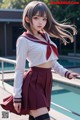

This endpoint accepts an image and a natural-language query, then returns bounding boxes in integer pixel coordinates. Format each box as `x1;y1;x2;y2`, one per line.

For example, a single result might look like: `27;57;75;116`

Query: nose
38;19;42;24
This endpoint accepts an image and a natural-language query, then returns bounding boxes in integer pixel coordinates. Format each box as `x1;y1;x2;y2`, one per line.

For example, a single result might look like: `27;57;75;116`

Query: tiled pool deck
0;67;80;120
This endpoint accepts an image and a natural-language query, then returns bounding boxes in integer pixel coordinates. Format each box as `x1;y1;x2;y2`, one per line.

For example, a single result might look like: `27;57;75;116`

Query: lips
37;26;42;28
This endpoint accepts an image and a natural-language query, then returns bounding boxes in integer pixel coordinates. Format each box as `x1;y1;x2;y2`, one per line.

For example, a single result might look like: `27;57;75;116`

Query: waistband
30;66;51;72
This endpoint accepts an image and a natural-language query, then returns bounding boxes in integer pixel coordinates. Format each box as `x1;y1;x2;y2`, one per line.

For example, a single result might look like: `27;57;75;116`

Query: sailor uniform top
13;32;69;101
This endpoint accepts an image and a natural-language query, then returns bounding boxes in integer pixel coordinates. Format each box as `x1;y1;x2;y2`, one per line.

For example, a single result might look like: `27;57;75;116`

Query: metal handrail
0;57;16;87
0;57;16;64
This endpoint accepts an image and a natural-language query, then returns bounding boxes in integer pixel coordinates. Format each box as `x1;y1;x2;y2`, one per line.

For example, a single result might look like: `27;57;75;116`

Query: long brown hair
23;1;77;45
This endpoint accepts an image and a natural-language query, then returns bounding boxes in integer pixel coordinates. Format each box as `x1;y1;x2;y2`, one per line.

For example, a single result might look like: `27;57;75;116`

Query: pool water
0;62;29;71
4;80;80;120
0;62;15;71
58;58;80;68
51;85;80;120
5;80;14;86
0;58;80;71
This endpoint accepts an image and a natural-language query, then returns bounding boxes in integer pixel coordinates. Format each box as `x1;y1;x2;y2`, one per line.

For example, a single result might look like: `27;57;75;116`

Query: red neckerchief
21;32;58;60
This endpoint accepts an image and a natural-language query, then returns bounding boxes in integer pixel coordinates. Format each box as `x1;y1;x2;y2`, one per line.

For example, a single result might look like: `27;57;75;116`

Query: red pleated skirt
0;67;52;115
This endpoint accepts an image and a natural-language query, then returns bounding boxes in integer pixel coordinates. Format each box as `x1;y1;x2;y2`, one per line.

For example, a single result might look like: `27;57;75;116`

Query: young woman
1;1;78;120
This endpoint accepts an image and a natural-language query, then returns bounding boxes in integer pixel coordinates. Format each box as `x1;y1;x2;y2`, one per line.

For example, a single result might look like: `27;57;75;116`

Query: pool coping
52;72;80;88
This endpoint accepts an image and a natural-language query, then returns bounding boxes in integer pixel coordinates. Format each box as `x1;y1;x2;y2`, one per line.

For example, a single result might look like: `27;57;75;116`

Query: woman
1;1;78;120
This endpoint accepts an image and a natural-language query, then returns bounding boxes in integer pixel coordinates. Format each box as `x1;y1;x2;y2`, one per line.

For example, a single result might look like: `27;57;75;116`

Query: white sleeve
13;37;28;99
52;60;68;77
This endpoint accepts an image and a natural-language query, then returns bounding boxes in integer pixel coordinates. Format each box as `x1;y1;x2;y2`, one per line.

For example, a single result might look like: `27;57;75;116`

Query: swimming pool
4;80;80;120
58;58;80;68
0;57;80;71
0;62;28;72
51;82;80;120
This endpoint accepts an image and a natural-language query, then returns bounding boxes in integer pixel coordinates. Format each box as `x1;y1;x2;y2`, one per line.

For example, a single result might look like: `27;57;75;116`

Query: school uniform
0;32;68;115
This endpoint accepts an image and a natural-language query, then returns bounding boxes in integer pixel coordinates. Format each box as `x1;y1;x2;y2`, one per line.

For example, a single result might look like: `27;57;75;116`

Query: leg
30;107;50;120
35;113;50;120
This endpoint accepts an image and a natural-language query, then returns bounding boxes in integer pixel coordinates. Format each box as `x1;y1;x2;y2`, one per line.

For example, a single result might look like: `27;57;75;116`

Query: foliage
0;0;80;35
0;0;32;9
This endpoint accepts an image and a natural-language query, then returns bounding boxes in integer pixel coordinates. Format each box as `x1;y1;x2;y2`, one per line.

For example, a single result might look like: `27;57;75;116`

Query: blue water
0;62;29;71
0;62;14;71
5;80;14;86
0;58;80;71
51;85;80;120
58;58;80;68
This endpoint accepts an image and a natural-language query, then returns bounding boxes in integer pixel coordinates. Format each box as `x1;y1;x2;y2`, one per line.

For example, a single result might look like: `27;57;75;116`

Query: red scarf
21;32;58;60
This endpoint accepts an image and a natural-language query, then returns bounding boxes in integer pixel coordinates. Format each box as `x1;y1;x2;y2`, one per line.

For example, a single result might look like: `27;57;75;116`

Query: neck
27;30;41;36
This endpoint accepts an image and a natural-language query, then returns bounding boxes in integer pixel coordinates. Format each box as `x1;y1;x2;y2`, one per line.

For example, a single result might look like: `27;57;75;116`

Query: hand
13;102;21;113
68;72;79;79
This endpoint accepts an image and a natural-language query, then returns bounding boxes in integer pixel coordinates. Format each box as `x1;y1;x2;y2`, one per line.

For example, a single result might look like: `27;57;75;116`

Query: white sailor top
13;32;68;99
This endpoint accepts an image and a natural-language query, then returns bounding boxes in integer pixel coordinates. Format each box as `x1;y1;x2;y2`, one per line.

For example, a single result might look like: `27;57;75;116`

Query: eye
33;16;38;19
43;18;47;21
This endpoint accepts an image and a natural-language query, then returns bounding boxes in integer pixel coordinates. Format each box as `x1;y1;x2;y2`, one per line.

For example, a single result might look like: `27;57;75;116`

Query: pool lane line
51;102;80;117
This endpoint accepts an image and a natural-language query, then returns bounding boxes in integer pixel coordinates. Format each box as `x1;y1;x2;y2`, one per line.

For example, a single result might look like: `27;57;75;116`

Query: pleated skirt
0;67;52;115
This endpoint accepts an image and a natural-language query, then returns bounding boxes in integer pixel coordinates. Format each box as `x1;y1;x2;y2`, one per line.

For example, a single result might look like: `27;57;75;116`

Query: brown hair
22;1;77;45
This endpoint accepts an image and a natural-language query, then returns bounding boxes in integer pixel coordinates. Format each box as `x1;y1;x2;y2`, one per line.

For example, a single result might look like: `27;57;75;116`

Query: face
31;12;47;33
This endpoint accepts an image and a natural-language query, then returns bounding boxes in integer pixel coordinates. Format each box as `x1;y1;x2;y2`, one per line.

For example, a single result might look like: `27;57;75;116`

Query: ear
25;17;30;23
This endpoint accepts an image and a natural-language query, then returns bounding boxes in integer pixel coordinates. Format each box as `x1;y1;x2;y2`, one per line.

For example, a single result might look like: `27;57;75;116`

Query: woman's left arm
52;60;78;79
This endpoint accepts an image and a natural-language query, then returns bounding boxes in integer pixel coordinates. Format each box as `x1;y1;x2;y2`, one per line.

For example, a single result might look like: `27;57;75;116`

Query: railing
0;57;80;118
0;57;16;87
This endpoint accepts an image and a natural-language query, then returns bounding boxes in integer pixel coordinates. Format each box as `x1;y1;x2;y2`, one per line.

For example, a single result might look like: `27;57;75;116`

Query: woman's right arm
13;37;28;103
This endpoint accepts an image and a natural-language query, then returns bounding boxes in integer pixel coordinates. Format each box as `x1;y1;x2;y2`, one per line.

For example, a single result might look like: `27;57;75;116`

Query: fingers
18;103;21;113
72;73;79;78
69;72;79;79
13;103;21;113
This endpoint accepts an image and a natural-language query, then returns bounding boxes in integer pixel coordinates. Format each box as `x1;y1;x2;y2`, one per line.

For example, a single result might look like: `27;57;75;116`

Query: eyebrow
34;15;47;18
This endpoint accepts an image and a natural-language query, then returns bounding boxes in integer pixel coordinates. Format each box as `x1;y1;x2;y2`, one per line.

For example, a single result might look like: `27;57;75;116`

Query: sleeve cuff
65;71;71;79
13;98;22;103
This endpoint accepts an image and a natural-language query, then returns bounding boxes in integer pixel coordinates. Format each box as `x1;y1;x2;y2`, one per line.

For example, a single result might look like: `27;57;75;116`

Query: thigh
30;107;48;118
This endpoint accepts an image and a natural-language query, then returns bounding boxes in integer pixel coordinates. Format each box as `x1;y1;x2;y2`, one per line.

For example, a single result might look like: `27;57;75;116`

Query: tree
0;0;32;9
0;0;80;36
0;0;50;9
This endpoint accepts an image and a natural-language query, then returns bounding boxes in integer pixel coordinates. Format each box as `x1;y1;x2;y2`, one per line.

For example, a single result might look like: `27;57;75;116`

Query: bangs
32;4;47;17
